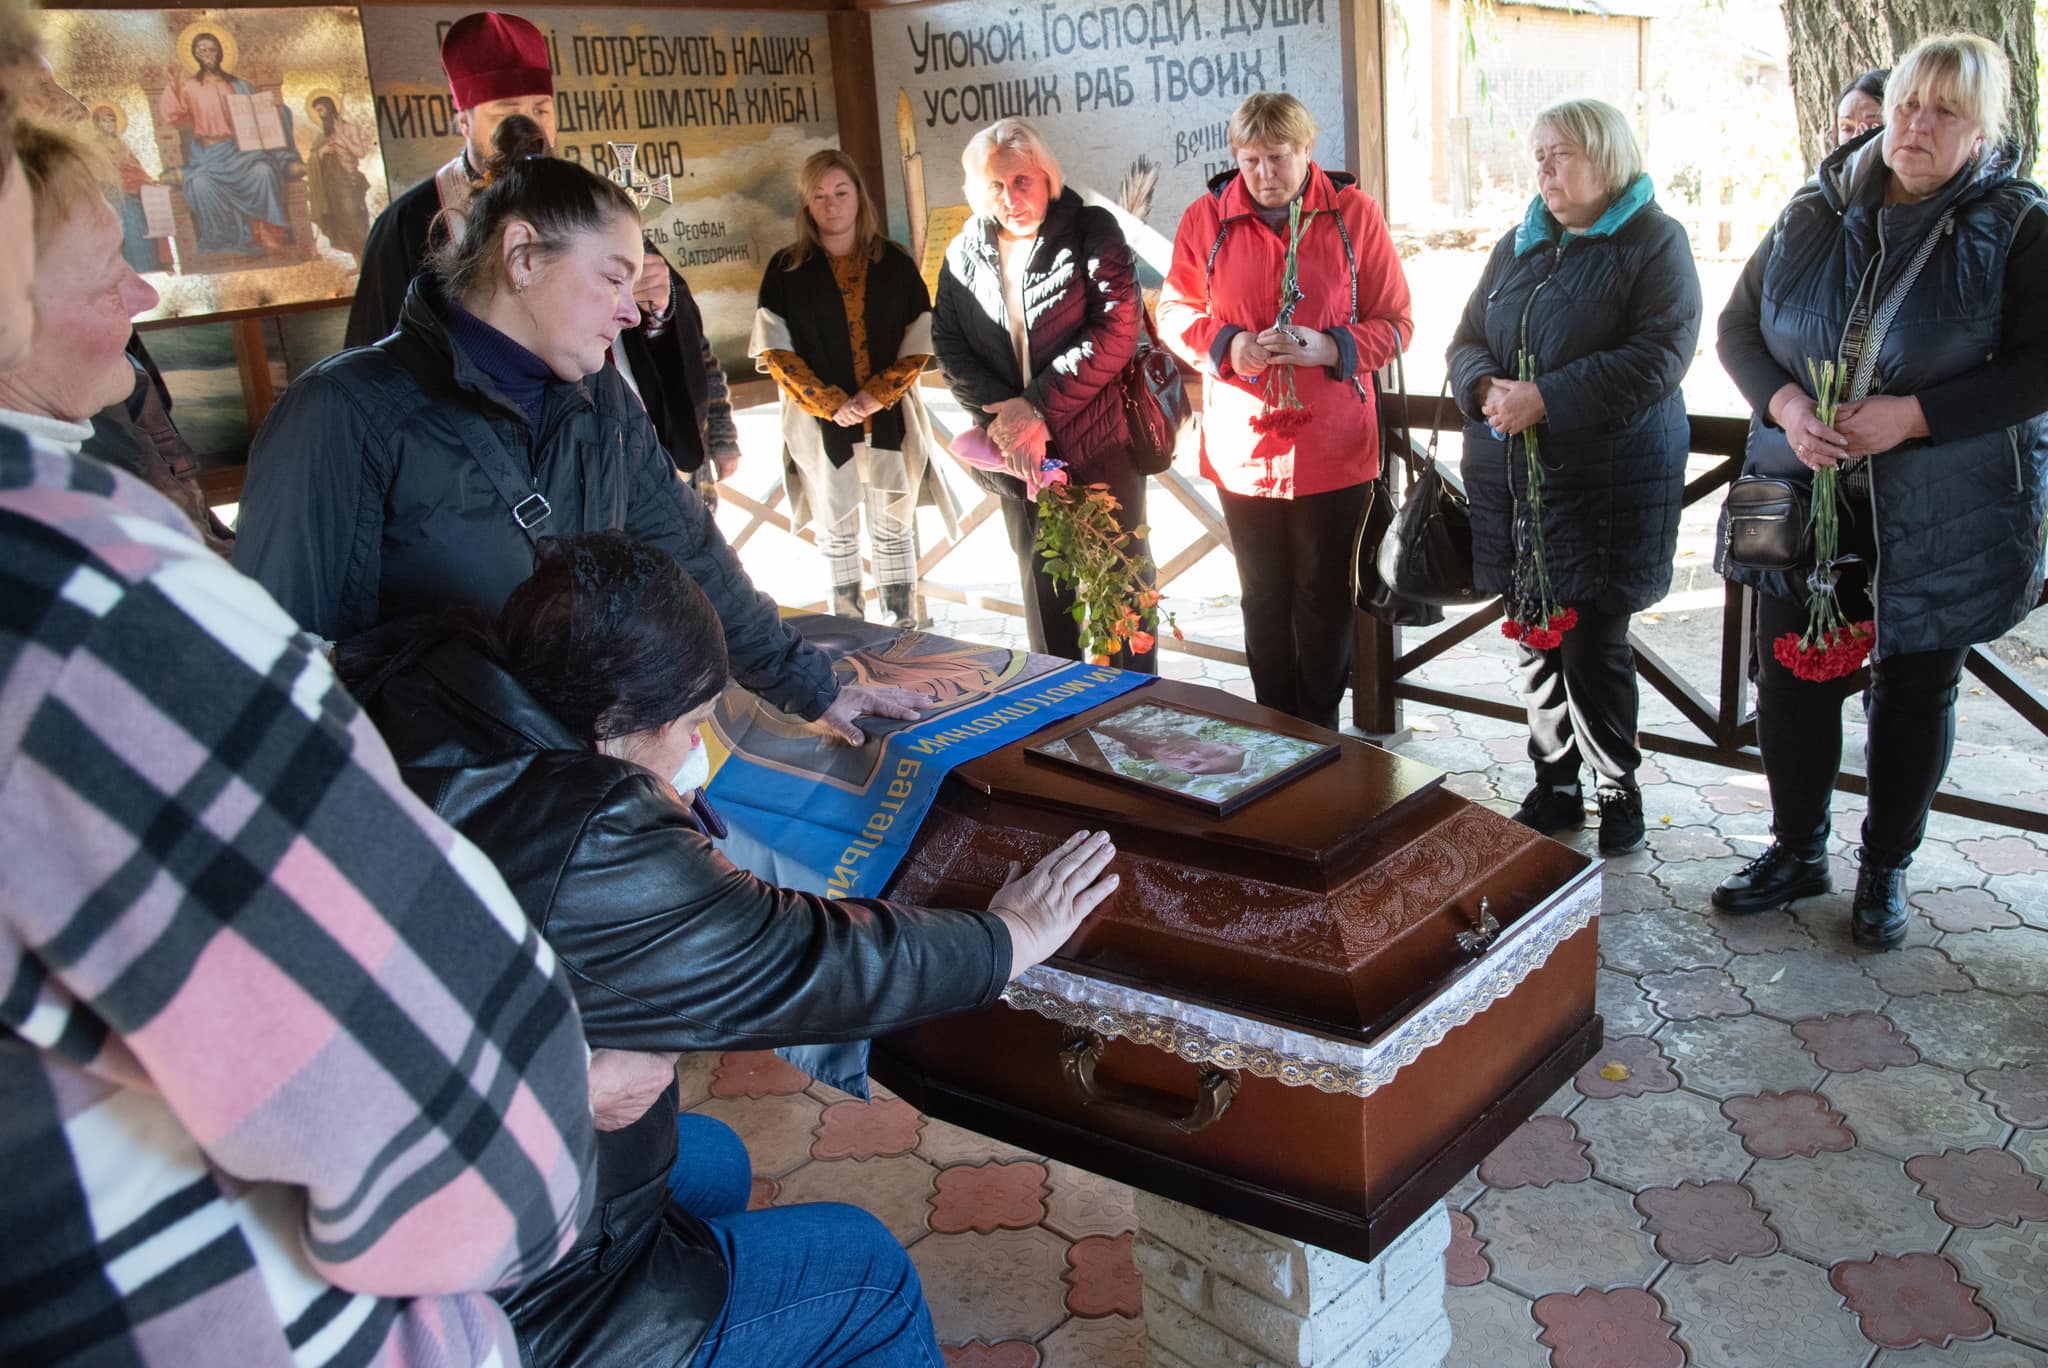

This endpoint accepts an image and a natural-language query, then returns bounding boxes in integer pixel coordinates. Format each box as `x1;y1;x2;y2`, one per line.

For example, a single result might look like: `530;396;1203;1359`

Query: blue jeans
670;1115;942;1367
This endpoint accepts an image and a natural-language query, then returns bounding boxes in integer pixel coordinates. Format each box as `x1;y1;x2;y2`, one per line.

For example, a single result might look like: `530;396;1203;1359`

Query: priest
346;10;739;494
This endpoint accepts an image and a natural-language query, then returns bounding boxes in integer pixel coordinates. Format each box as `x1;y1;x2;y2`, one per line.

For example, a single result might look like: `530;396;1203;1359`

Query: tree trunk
1779;0;2037;176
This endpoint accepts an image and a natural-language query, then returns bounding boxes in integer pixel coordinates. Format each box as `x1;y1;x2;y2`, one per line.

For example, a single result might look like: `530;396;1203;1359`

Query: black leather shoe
1597;789;1645;856
1512;785;1586;836
1851;853;1911;949
1711;839;1831;915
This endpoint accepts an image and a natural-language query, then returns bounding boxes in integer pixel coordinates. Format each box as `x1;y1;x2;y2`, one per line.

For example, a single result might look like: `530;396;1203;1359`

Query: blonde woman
931;118;1151;670
752;149;953;626
1715;34;2048;945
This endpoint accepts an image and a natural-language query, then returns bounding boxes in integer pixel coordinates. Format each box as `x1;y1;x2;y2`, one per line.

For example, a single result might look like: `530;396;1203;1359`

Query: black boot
1596;787;1645;856
1711;833;1831;915
1850;851;1911;949
1512;783;1585;836
832;582;865;621
879;583;918;630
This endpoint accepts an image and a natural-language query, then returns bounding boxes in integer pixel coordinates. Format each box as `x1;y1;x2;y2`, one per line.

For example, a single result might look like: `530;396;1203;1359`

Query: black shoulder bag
1122;301;1195;477
1374;373;1485;606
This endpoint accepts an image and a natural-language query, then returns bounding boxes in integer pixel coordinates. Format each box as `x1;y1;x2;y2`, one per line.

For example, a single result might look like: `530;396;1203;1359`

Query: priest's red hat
441;12;551;110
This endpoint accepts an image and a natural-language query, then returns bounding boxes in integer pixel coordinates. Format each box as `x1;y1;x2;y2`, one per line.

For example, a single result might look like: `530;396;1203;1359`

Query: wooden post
232;317;276;432
1340;0;1392;209
829;11;886;222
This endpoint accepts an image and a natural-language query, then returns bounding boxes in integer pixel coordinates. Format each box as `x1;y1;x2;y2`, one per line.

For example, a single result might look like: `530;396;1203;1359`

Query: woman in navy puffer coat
1448;97;1701;858
1712;34;2048;949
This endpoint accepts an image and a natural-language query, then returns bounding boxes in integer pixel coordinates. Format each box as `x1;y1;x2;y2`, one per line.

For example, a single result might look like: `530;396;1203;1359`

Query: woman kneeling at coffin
340;529;1120;1368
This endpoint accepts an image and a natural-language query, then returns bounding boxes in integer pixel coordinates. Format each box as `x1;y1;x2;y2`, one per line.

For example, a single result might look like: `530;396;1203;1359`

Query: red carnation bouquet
1773;358;1875;682
1249;198;1312;439
1500;350;1577;649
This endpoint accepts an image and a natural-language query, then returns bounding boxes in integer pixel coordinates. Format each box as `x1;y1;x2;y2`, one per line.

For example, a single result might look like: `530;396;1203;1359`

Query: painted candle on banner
871;0;1347;283
359;6;838;366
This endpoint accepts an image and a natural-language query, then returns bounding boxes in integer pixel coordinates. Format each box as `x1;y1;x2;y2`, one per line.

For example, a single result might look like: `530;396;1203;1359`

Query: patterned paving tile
916;1115;1039;1168
1906;1149;2048;1230
813;1096;924;1161
1887;993;2048;1071
1036;1313;1141;1367
772;1153;938;1245
1714;909;1820;955
691;1092;826;1179
710;1049;813;1098
930;1160;1050;1235
1869;946;1979;997
1795;1010;1922;1072
1913;887;2023;934
1597;969;1662;1036
1532;1287;1685;1367
1873;1336;2048;1365
675;1051;718;1110
1728;947;1889;1020
1659;1252;1875;1364
1635;1178;1780;1264
1575;1088;1753;1190
1966;1065;2048;1129
1640;966;1752;1021
1063;1232;1141;1318
1597;909;1732;976
1040;1161;1135;1241
1699;780;1770;815
1603;870;1675;917
1956;835;2048;877
941;1340;1040;1368
1478;1114;1592;1189
1745;1149;1951;1265
1940;928;2048;998
748;1175;777;1210
1661;1011;1828;1099
1470;1181;1663;1297
1574;1034;1680;1100
1824;1064;2012;1160
1833;1252;1996;1351
1445;1207;1490;1285
1946;1217;2048;1346
1723;1090;1856;1160
1789;888;1943;953
911;1228;1075;1343
1444;1279;1549;1367
2014;1127;2048;1177
1647;823;1735;863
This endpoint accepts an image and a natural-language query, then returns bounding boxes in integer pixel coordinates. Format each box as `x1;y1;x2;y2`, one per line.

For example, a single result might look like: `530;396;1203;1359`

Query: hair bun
482;113;551;183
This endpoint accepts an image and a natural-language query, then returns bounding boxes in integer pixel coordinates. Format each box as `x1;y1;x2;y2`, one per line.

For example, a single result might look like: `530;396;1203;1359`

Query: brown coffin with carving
873;679;1600;1261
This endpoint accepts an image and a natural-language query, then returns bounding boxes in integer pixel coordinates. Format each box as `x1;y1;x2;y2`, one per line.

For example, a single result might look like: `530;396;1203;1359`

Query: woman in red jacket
1159;92;1412;730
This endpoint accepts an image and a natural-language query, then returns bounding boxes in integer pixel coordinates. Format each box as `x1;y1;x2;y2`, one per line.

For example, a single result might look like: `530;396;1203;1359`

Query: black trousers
999;460;1158;674
1518;600;1641;794
1217;483;1370;731
1753;588;1967;863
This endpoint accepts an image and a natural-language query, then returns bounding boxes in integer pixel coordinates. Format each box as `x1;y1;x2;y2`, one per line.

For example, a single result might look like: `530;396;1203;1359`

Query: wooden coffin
873;679;1601;1261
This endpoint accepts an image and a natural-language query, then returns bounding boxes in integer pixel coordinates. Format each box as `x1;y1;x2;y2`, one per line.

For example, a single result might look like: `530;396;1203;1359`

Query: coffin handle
1059;1029;1240;1138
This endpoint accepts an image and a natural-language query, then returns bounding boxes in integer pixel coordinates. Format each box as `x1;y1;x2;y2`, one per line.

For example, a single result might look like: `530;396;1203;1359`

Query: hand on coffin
817;683;932;745
988;830;1120;979
587;1048;681;1131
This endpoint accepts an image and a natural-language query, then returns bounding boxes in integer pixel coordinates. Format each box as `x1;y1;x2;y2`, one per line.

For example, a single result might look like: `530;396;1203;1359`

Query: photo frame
1023;696;1339;816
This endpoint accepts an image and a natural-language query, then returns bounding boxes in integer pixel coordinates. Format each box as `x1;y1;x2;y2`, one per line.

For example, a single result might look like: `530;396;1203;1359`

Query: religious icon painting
35;7;386;318
1025;698;1340;816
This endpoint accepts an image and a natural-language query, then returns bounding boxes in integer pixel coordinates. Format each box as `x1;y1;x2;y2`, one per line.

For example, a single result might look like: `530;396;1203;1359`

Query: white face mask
671;728;711;796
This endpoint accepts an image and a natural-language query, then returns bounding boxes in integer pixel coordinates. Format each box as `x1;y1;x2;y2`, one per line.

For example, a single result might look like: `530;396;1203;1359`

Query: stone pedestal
1133;1195;1451;1368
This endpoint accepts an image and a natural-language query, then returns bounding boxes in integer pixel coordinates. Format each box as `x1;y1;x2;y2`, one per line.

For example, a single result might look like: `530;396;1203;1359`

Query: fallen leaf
1660;815;1673;824
1598;1062;1631;1082
1766;968;1786;984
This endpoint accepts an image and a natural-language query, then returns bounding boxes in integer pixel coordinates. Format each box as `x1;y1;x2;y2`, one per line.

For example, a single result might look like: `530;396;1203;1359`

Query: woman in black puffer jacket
932;117;1151;670
1448;96;1701;858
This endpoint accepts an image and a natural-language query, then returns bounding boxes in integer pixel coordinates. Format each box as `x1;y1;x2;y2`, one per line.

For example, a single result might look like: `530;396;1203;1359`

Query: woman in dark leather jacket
932;117;1152;671
344;531;1119;1368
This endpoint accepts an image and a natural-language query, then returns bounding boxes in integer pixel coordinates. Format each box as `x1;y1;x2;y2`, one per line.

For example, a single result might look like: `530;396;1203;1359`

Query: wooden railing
1354;391;2048;836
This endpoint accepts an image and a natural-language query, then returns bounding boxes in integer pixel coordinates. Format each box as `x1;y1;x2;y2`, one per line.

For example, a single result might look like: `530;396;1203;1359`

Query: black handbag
1374;379;1486;606
1122;306;1195;477
1721;475;1810;572
1354;356;1446;625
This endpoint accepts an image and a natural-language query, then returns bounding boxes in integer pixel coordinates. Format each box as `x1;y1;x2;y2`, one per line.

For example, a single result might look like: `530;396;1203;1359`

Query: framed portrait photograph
1024;697;1339;816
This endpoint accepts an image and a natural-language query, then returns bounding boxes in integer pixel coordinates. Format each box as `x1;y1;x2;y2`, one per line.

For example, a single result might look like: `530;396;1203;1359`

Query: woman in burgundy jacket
1159;92;1413;730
